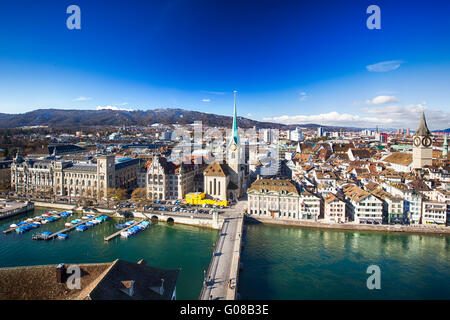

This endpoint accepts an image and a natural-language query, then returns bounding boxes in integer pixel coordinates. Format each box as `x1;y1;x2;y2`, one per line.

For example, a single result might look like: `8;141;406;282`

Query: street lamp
203;269;206;286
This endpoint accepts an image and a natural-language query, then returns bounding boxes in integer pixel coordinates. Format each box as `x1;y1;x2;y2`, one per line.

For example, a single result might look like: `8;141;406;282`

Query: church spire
231;90;239;146
415;112;431;136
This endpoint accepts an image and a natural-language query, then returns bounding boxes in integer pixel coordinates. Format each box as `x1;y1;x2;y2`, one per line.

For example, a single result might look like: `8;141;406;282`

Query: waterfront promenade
247;215;450;235
0;201;34;220
200;200;246;300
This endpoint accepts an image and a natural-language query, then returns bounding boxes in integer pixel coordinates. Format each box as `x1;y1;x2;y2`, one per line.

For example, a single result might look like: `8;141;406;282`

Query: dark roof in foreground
88;259;179;300
0;259;179;300
0;262;111;300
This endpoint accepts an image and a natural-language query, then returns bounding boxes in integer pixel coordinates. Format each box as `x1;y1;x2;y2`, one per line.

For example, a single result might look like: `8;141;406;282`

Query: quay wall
30;199;225;230
34;202;77;210
247;216;450;235
0;202;34;220
132;211;223;230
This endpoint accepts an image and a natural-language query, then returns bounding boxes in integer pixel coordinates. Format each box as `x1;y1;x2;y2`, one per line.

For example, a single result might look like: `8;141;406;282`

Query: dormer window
119;280;135;297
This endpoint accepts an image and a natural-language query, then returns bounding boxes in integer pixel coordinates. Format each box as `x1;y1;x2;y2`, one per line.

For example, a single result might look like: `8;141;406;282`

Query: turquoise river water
238;223;450;299
1;208;450;299
0;207;218;299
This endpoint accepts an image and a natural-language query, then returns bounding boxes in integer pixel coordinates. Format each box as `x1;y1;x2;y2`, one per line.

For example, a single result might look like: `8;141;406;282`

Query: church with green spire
203;91;249;202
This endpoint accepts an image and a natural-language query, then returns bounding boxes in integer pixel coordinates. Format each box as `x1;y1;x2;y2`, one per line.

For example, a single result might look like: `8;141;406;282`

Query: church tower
412;112;433;169
227;90;240;172
226;90;246;200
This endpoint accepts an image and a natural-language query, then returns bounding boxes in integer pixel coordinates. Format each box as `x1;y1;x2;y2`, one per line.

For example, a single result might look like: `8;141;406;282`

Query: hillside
0;108;342;130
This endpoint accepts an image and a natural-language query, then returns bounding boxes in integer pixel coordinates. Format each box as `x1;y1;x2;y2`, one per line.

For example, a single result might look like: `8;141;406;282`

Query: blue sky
0;0;449;129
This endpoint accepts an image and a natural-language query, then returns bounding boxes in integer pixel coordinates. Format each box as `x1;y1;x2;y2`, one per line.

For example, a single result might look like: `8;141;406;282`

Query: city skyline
0;0;449;129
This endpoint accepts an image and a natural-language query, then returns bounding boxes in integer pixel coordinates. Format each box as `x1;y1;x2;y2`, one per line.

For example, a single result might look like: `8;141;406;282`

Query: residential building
343;184;384;224
247;178;321;221
422;201;447;225
323;193;346;223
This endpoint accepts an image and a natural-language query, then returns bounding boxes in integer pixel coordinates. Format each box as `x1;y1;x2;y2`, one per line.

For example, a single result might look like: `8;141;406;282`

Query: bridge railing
198;218;227;300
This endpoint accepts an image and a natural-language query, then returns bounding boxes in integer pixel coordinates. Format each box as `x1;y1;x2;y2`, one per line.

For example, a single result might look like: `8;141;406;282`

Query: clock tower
226;90;248;200
412;112;433;169
227;90;240;172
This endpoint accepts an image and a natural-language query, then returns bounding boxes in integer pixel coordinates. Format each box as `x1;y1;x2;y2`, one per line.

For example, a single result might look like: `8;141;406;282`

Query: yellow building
185;192;227;207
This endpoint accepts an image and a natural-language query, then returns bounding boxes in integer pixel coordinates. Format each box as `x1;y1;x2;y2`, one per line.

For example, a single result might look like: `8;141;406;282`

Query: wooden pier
3;210;60;234
32;214;107;240
104;219;145;242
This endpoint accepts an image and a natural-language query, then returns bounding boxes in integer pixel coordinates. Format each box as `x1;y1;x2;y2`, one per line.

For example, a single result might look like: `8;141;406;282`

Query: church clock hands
413;137;421;147
422;137;432;147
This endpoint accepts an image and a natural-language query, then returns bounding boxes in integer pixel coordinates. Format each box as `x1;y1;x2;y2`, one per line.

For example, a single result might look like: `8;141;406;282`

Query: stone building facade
11;152;139;199
146;155;204;200
247;178;321;221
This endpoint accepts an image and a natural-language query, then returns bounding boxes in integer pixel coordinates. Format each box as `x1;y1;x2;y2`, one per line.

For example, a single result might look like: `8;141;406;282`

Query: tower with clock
226;90;247;200
203;91;249;203
412;112;433;169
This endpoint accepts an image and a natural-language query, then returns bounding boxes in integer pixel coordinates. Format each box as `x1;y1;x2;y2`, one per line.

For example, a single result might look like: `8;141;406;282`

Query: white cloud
366;60;403;72
365;95;399;105
247;113;253;117
96;105;133;112
263;104;450;129
201;90;226;95
74;96;92;101
201;98;211;102
299;92;308;102
362;104;450;128
263;112;384;127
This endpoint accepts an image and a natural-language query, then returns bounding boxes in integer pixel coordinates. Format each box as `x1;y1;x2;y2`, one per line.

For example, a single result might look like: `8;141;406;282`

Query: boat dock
103;219;145;242
32;214;108;240
32;220;85;240
3;209;70;234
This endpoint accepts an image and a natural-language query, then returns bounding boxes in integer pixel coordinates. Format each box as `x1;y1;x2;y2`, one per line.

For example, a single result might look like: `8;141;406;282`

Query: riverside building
247;178;321;221
11;152;139;199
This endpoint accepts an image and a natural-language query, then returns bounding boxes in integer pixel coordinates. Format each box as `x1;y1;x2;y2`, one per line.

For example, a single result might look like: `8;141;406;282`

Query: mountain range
3;108;446;133
0;108;339;131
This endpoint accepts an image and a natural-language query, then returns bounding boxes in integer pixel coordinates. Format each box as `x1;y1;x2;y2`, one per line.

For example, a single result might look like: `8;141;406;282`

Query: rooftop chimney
56;263;66;283
150;278;165;296
137;259;147;266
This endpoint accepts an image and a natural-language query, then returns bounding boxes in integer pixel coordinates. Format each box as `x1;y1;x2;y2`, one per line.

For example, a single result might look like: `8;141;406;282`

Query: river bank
246;215;450;235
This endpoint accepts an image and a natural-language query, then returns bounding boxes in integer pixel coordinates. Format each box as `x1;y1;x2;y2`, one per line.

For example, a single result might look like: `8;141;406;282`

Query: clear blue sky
0;0;449;129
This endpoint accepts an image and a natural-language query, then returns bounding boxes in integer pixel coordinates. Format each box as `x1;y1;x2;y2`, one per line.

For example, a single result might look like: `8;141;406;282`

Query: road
200;199;246;300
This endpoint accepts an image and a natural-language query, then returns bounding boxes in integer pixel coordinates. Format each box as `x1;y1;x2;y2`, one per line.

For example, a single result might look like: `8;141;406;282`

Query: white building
323;193;346;223
422;201;447;225
317;127;324;137
343;184;383;224
290;127;303;142
247;178;321;221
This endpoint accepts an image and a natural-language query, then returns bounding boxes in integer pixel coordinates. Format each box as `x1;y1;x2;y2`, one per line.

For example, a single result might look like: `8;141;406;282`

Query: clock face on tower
422;137;432;147
413;137;421;147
